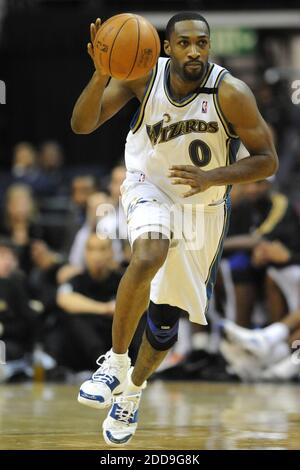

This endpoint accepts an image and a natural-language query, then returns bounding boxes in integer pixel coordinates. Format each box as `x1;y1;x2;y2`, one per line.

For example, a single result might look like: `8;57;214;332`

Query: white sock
125;374;143;394
262;323;289;347
111;350;129;363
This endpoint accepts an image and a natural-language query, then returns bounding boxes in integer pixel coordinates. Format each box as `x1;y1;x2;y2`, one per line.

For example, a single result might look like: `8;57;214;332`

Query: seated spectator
56;234;121;372
11;142;40;188
221;312;300;382
30;240;66;311
97;164;129;265
61;174;99;255
67;166;129;274
0;184;44;274
11;141;68;198
70;174;98;227
68;191;110;270
0;238;36;382
223;178;300;327
35;140;66;196
39;141;64;174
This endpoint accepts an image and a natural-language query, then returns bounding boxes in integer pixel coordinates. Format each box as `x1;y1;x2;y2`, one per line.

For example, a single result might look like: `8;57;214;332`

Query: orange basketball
93;13;160;80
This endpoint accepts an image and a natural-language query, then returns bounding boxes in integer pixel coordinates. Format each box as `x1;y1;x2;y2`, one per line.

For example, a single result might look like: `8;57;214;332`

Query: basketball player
71;12;278;446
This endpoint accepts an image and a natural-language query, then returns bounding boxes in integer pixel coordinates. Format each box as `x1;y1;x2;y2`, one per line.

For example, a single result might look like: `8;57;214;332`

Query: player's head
164;12;211;82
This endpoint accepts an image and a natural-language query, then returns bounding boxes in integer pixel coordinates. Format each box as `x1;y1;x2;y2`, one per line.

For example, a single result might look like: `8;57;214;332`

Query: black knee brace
145;301;182;351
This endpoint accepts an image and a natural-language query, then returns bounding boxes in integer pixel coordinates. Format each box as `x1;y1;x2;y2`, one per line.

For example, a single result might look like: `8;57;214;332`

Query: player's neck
169;62;208;100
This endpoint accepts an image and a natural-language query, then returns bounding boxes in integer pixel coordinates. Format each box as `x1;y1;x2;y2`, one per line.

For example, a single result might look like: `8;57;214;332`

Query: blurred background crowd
0;0;300;385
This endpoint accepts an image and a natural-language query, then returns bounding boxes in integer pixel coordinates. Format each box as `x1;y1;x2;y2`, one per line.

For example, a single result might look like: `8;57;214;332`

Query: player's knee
145;302;182;351
131;238;169;276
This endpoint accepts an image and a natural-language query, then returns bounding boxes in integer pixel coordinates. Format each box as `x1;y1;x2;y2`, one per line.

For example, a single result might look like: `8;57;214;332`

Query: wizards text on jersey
146;119;219;146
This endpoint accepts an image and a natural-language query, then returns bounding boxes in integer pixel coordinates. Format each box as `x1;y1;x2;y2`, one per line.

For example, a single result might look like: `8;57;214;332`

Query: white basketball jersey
125;57;241;206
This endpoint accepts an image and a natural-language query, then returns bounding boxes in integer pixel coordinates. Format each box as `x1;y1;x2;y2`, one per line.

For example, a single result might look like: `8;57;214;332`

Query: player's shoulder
219;73;255;105
218;72;260;125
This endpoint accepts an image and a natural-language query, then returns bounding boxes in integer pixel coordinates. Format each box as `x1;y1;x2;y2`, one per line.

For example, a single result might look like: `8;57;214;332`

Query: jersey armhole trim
130;63;158;134
213;70;239;140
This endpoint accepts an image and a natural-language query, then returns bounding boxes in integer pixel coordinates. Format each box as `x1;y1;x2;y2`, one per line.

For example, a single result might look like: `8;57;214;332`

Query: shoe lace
114;395;139;425
92;351;119;384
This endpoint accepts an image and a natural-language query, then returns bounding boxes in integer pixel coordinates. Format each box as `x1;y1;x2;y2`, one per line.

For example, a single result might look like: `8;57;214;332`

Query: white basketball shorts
120;171;230;324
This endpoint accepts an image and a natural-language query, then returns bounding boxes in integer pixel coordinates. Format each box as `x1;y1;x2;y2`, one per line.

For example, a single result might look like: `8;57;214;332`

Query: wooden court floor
0;381;299;450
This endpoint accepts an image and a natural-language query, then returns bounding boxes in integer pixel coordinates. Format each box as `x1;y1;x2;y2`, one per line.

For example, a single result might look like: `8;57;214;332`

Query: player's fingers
90;22;96;42
169;170;195;179
171;178;195;186
170;165;187;170
170;173;199;186
170;165;196;173
95;18;101;31
87;42;94;58
183;188;201;197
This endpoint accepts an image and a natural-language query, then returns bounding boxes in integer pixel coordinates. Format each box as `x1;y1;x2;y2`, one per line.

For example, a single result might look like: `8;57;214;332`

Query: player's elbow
267;152;279;176
71;117;93;134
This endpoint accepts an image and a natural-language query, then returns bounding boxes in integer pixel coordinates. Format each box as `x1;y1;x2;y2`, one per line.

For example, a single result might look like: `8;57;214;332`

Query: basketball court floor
0;381;299;450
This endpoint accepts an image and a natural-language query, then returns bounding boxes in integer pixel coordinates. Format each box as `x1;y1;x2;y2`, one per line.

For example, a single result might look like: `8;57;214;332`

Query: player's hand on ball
87;18;107;76
168;165;213;197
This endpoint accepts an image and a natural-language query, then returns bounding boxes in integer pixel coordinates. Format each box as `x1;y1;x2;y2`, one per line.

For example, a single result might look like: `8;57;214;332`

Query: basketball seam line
94;14;128;56
126;17;140;80
109;17;135;77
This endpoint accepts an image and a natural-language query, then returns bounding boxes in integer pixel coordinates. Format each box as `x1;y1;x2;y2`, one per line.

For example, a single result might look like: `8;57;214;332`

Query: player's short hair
166;12;210;39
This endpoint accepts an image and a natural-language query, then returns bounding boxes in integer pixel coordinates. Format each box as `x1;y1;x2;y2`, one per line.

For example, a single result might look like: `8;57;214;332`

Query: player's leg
103;201;231;445
112;235;170;353
131;301;182;383
103;302;181;445
78;235;169;409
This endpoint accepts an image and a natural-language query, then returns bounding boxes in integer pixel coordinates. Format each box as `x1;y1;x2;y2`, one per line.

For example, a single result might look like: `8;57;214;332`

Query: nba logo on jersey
201;100;208;113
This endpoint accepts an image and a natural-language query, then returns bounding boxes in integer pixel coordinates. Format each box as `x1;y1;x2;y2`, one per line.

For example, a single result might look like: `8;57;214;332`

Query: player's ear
164;40;171;56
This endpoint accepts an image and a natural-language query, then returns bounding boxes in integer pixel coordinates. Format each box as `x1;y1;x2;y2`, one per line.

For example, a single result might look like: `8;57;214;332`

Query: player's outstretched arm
71;18;135;134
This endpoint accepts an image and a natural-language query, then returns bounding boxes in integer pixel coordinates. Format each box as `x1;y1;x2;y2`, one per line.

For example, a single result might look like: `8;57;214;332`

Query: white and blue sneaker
78;349;131;409
103;391;142;446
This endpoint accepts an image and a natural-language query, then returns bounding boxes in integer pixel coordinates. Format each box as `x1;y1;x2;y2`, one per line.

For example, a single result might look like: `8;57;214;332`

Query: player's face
164;20;210;82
